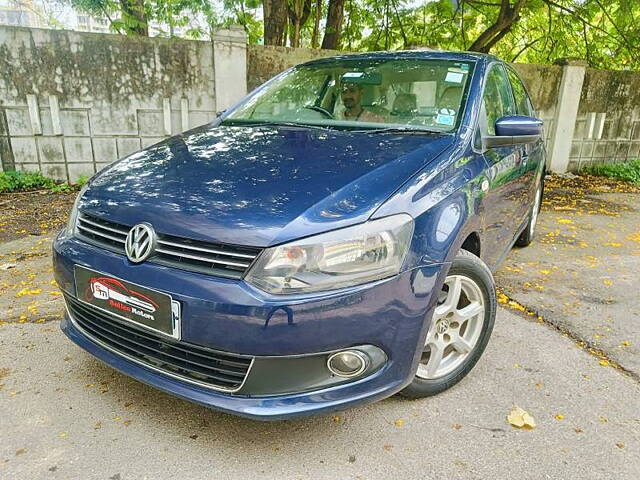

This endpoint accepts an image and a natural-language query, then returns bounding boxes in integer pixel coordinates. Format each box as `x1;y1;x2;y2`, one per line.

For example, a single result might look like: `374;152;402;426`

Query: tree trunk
264;0;288;46
287;0;312;48
321;0;345;50
311;0;322;48
119;0;148;36
467;0;528;53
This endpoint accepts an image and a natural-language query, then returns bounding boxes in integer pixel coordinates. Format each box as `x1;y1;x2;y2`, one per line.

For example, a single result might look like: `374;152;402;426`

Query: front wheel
401;249;496;399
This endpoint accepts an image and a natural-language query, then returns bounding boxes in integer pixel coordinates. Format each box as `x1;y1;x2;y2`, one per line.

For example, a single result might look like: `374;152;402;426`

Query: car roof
301;50;498;68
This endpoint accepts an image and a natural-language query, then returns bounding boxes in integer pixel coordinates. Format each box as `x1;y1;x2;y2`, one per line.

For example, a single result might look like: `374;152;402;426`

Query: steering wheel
304;105;334;119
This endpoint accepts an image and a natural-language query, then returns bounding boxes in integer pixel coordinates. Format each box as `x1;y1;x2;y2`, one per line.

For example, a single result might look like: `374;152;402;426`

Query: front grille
65;294;253;391
76;212;262;279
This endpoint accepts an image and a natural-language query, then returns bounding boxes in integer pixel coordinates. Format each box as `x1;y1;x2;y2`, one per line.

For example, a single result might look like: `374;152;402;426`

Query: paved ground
495;175;640;376
1;176;639;479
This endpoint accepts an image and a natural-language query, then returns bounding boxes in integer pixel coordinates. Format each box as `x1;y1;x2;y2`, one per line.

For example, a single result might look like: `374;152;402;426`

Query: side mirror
483;115;543;148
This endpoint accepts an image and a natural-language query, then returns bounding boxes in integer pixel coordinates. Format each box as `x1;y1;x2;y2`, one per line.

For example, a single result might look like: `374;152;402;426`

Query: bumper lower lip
61;315;402;420
64;292;388;397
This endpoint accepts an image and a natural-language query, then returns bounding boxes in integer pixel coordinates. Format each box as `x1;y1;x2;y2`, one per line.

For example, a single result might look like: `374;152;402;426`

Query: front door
479;64;528;267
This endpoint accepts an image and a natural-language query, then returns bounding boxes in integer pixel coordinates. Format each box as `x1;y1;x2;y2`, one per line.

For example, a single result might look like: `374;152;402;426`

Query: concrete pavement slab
1;308;638;480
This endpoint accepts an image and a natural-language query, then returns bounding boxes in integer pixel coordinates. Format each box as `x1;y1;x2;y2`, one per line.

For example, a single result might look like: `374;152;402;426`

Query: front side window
482;65;516;135
507;68;533;116
224;58;476;132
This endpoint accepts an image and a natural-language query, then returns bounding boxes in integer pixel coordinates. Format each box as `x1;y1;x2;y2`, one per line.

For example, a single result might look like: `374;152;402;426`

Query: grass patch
0;170;87;194
583;159;640;185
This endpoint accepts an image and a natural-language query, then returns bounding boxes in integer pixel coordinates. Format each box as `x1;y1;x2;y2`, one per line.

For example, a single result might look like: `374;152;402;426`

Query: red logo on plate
88;277;159;316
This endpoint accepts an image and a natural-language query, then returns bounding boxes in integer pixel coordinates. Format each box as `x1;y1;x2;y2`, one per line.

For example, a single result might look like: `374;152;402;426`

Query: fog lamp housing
327;350;369;378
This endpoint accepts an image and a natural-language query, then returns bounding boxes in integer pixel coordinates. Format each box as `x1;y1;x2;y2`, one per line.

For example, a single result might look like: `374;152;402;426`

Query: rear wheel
401;249;496;399
515;182;543;247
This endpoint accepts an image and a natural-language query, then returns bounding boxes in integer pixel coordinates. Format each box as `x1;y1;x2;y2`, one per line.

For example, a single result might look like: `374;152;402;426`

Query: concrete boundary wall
0;26;246;182
1;25;638;178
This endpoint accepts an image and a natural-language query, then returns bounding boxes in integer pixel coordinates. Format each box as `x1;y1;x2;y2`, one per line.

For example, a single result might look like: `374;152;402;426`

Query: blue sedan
53;51;545;420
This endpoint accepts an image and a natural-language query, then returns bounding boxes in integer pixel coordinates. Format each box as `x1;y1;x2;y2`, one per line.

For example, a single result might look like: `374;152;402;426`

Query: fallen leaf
383;444;393;451
554;414;565;420
452;424;462;430
394;419;405;427
574;428;583;433
616;443;625;449
507;407;536;430
599;359;611;367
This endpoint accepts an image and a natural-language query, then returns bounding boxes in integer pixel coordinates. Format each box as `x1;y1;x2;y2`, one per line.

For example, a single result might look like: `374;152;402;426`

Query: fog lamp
327;350;368;378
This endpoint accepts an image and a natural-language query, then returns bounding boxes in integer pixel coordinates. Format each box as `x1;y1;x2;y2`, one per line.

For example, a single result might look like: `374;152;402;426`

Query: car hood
83;124;454;247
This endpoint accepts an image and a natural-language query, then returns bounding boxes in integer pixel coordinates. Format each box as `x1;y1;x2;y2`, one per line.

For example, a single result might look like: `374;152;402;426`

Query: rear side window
482;65;516;135
507;68;533;116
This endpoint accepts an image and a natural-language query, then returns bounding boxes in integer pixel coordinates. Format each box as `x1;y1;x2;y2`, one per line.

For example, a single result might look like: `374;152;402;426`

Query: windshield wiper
221;119;333;131
355;126;450;135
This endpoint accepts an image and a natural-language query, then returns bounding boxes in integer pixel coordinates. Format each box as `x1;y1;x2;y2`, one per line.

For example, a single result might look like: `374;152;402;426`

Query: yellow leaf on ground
554;414;565;420
394;419;404;427
507;407;536;430
599;359;611;367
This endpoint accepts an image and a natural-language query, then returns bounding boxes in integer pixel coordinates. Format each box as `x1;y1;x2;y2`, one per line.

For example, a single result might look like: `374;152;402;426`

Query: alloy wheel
416;275;485;380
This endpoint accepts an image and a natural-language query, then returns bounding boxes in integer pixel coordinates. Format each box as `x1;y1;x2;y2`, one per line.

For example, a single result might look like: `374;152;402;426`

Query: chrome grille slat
78;216;129;236
77;224;126;244
76;213;262;279
156;238;256;259
65;295;253;391
154;247;251;268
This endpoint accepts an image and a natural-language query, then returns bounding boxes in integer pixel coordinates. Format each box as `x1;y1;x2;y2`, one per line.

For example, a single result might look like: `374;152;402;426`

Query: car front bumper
54;232;446;420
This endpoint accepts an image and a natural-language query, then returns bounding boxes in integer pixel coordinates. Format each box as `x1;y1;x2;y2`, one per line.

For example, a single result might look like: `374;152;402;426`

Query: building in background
0;0;42;28
75;13;110;34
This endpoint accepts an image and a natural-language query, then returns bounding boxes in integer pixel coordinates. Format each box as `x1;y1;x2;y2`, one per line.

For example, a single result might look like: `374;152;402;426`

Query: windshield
224;58;475;132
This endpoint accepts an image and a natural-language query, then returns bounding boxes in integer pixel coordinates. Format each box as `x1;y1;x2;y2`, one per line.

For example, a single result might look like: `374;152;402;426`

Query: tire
400;249;497;399
515;181;543;247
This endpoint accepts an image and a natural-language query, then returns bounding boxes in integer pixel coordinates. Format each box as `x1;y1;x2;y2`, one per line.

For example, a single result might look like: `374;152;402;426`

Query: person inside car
340;80;384;122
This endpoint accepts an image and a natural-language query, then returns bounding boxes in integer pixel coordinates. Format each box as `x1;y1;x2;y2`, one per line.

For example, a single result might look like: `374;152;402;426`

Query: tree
287;0;313;47
322;0;345;49
466;0;529;53
118;0;148;35
311;0;322;48
264;0;288;45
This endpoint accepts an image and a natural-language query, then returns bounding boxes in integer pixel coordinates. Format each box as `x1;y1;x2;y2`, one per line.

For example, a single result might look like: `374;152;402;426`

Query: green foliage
0;171;84;194
64;0;640;70
583;159;640;185
0;170;55;193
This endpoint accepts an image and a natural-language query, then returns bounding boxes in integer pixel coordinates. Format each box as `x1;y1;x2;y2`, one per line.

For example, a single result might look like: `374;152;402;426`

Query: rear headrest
392;93;417;115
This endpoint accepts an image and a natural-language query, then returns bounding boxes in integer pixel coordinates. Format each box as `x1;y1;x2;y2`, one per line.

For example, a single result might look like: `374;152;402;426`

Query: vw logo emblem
125;223;156;263
436;319;449;335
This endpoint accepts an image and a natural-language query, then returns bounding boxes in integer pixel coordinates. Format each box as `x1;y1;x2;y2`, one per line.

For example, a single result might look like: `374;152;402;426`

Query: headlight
245;214;414;294
62;185;87;239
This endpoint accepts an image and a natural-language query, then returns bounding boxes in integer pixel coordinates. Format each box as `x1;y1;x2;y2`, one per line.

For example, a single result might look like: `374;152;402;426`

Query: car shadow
79;352;404;447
